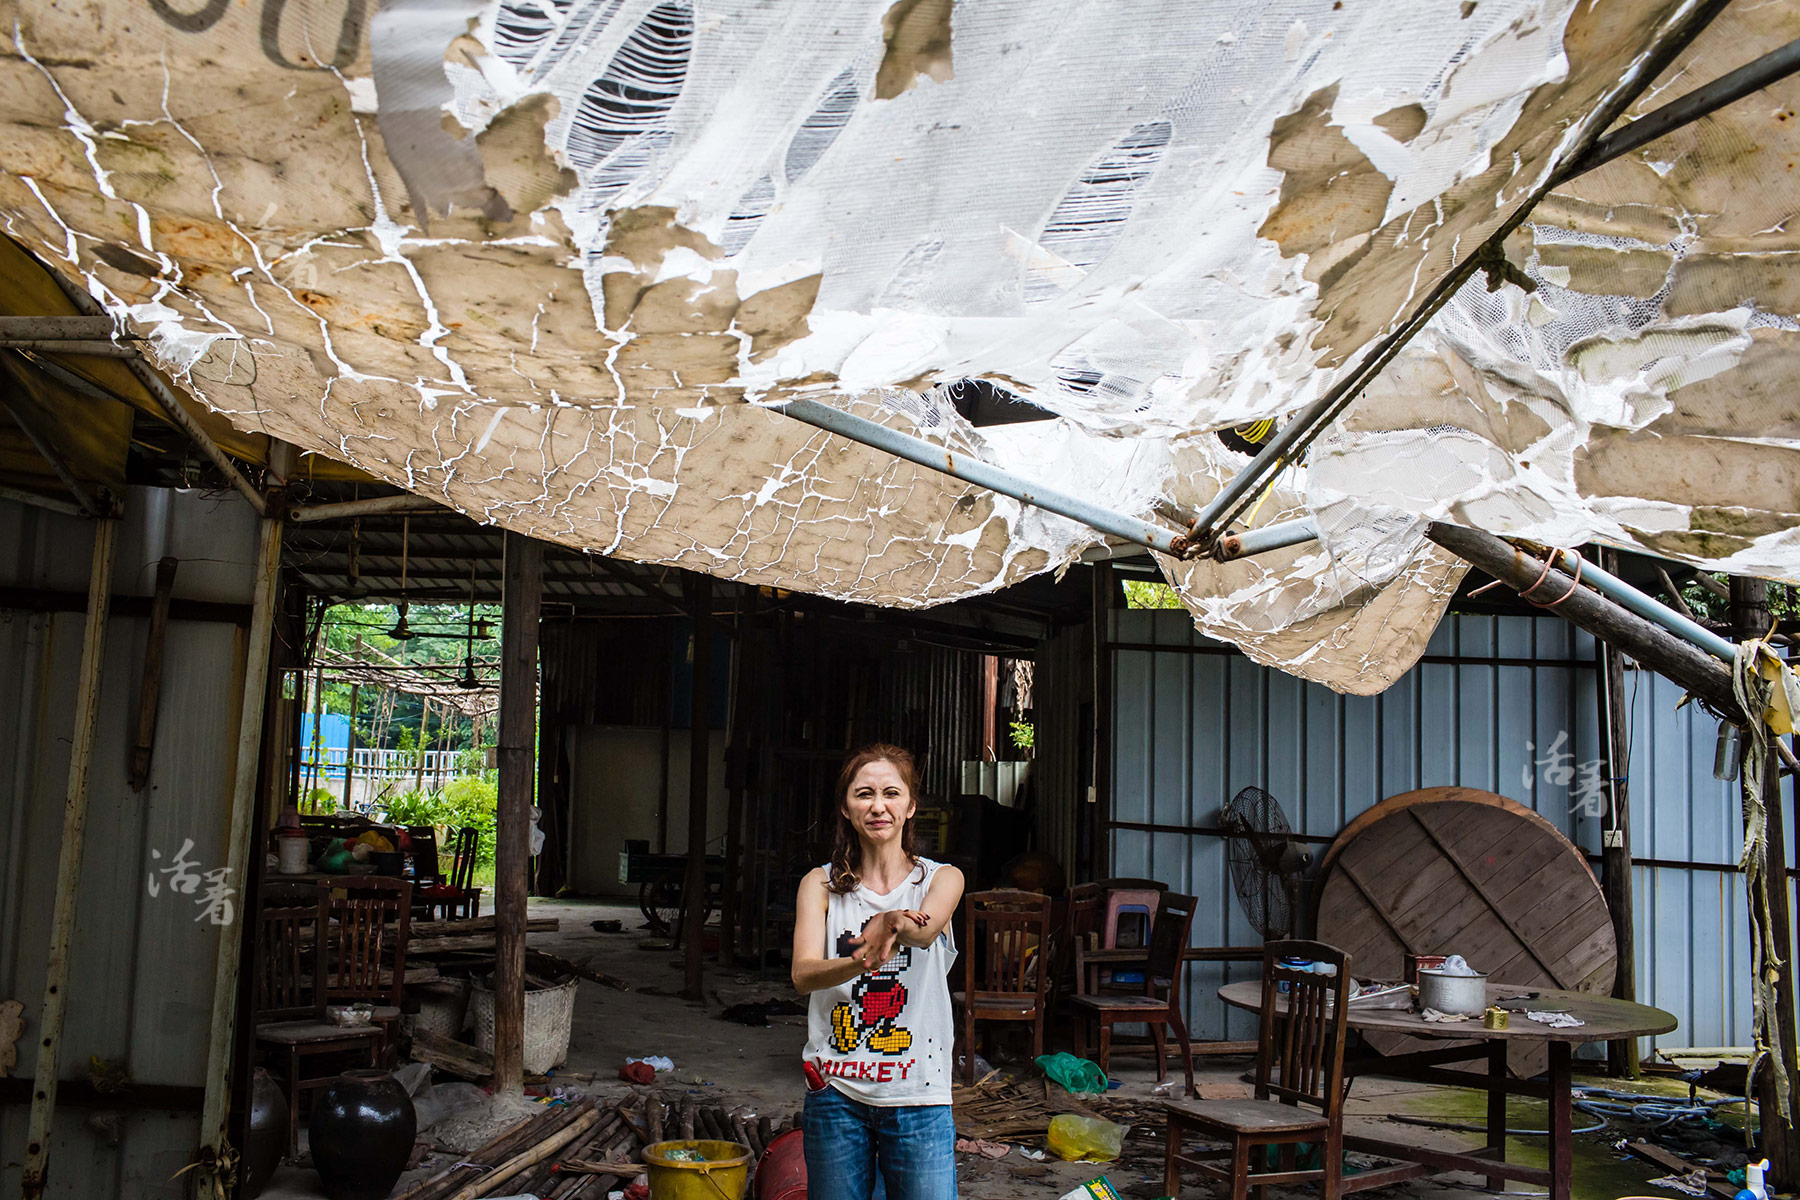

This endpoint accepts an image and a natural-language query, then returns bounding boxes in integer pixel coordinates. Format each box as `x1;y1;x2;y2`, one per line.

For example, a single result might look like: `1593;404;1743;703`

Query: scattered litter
618;1063;656;1085
628;1055;675;1072
671;1067;711;1086
1646;1172;1709;1197
1047;1114;1128;1162
1420;1008;1474;1023
720;998;807;1027
327;1003;375;1027
1037;1052;1109;1095
1057;1175;1123;1200
1020;1148;1047;1161
591;919;623;933
1527;1010;1585;1029
955;1138;1012;1159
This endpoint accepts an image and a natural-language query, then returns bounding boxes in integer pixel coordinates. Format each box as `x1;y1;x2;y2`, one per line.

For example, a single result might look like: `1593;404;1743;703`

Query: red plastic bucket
755;1128;806;1200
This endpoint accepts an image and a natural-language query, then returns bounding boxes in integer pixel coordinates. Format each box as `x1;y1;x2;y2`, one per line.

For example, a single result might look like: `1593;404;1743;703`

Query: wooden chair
1067;877;1168;993
322;877;413;1027
1162;940;1352;1200
953;889;1054;1082
418;826;482;919
253;886;384;1154
1071;891;1198;1094
405;825;442;918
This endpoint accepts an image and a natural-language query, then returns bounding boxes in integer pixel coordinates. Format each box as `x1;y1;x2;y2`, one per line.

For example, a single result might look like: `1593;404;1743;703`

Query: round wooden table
1218;980;1676;1200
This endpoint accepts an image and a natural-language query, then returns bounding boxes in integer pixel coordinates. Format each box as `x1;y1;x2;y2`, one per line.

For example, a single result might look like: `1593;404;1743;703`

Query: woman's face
843;759;915;846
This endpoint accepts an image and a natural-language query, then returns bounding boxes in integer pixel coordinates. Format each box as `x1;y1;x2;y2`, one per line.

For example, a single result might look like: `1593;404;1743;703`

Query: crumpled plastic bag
1438;955;1479;976
1036;1052;1108;1095
1046;1114;1127;1162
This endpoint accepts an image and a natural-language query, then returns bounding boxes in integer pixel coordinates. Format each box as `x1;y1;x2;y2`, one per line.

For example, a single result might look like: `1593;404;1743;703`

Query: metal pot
1417;967;1488;1015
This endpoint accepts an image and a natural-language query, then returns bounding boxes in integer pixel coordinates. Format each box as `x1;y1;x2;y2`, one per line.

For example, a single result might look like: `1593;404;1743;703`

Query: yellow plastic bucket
642;1139;753;1200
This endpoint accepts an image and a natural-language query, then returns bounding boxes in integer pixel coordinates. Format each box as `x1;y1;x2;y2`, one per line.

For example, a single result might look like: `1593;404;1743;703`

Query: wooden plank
1333;859;1422;956
411;1029;493;1080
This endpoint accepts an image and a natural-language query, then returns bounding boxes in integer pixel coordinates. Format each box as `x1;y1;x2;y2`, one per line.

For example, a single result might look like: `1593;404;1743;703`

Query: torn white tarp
0;0;1795;693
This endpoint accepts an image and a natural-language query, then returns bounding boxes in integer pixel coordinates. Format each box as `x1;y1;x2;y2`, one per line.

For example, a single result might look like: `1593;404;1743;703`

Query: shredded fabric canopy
0;0;1793;691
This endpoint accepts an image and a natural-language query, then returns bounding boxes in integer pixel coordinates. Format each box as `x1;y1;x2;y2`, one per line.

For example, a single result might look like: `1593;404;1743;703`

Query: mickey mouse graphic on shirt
829;930;914;1055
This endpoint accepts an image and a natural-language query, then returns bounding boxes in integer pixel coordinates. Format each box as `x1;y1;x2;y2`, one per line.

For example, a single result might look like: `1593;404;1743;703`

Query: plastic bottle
1734;1157;1769;1200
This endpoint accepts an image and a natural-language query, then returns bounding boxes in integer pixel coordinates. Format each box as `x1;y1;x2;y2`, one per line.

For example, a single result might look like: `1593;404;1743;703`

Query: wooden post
494;532;543;1095
20;516;117;1200
415;698;430;793
344;630;361;809
682;572;712;1001
196;505;285;1186
1596;550;1639;1078
1734;576;1800;1188
1088;561;1113;881
308;665;325;795
720;591;752;963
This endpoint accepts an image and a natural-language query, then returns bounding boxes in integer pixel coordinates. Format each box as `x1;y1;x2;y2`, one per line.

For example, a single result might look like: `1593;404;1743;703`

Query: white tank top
803;857;958;1107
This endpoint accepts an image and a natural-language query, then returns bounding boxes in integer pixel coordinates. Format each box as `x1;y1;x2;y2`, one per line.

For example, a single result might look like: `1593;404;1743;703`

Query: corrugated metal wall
0;489;257;1199
1108;608;1765;1054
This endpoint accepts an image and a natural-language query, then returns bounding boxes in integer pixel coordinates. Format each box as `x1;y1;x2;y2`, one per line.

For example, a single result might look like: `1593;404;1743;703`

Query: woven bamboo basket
469;975;577;1074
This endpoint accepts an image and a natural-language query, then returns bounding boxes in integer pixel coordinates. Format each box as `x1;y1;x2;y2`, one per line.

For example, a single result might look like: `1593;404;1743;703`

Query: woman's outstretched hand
848;911;905;972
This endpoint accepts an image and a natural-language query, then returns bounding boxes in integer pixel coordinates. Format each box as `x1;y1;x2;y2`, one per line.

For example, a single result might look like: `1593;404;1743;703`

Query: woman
792;745;966;1200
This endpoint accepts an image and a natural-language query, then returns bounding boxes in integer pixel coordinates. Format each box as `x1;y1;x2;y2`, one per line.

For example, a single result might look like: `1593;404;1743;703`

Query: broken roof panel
0;0;1793;693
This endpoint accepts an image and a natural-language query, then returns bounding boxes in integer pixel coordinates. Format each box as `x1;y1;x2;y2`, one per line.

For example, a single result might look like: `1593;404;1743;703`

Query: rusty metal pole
682;572;713;1001
494;532;543;1094
196;498;285;1186
20;515;117;1200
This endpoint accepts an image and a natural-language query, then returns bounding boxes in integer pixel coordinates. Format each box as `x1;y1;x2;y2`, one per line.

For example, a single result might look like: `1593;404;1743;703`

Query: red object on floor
756;1128;806;1200
617;1061;656;1085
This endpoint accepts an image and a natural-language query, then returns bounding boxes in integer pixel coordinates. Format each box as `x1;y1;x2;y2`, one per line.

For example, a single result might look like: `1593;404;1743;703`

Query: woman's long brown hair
826;744;922;894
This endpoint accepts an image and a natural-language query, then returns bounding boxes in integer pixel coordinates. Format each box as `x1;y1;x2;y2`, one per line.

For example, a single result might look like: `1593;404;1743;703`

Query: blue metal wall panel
1110;609;1759;1052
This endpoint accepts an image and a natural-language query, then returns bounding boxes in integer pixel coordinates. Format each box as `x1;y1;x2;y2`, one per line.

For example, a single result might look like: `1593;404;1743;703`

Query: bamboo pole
20;516;117;1200
196;507;285;1184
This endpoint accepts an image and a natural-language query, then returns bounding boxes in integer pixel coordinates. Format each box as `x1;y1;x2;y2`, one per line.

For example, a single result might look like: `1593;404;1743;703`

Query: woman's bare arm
791;867;866;994
853;864;967;966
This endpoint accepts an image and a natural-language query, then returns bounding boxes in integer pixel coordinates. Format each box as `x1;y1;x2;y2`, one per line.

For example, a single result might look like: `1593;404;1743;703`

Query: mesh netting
0;0;1793;692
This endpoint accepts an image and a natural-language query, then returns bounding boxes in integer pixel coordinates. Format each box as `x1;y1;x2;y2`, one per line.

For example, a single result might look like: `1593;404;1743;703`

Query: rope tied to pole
1734;638;1793;1130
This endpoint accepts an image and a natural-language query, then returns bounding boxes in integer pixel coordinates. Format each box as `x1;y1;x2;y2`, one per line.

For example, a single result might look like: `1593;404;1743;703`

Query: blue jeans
802;1084;957;1200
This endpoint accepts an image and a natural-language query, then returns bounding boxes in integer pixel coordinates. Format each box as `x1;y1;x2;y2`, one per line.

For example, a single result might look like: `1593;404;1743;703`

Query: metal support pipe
288;493;444;523
196;509;284;1181
0;483;87;518
1215;518;1320;562
21;515;118;1200
777;398;1195;557
1183;0;1732;550
1534;545;1738;663
1552;37;1800;186
0;338;137;357
45;271;270;517
0;315;120;340
0;391;107;517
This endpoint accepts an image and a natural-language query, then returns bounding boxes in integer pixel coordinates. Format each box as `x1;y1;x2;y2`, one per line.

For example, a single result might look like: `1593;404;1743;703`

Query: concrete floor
264;897;1728;1199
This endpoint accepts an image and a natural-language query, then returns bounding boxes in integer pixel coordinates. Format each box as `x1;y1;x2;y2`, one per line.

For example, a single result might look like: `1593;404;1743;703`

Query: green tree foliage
1121;580;1184;609
379;776;498;866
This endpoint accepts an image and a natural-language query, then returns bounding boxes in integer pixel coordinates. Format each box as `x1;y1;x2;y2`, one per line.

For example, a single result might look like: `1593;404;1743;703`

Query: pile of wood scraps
950;1070;1102;1142
398;1096;637;1200
633;1091;800;1162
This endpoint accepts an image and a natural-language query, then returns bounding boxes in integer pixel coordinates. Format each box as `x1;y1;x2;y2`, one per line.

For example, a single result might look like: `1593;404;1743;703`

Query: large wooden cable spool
1313;787;1617;1076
